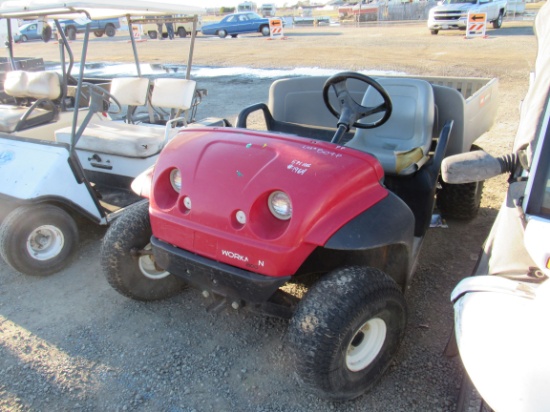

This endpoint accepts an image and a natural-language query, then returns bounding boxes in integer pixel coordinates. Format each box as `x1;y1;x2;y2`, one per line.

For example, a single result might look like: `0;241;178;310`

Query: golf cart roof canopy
0;0;205;20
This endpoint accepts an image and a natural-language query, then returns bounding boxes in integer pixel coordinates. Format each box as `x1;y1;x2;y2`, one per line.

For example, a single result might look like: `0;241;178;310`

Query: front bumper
151;236;291;303
428;17;467;30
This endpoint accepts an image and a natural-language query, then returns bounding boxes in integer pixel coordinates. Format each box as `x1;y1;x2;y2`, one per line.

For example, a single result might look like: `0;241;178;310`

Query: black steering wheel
84;82;122;114
323;72;392;131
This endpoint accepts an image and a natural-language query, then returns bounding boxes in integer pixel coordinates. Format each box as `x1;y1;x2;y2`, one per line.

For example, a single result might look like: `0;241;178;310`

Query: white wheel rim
26;225;64;261
346;317;387;372
138;244;170;280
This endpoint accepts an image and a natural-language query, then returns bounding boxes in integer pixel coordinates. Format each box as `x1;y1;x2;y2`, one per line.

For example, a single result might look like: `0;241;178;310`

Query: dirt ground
0;12;542;412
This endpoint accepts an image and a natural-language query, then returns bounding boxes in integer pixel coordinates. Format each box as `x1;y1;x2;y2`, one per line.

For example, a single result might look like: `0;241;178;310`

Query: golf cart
101;45;501;398
443;3;550;411
0;0;219;277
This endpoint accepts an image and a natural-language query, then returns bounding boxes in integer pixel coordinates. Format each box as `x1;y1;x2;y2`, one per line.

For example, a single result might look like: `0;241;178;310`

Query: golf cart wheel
287;266;407;401
177;27;187;38
0;204;78;276
456;371;493;412
101;201;186;301
218;29;227;38
437;179;483;220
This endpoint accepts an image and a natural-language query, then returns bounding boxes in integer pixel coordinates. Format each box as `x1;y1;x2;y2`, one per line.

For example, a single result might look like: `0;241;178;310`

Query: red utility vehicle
102;72;467;400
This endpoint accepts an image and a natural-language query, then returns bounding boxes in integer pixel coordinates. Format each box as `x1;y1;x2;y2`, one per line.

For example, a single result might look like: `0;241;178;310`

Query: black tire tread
287;266;407;400
437;179;483;220
0;204;78;276
101;201;186;301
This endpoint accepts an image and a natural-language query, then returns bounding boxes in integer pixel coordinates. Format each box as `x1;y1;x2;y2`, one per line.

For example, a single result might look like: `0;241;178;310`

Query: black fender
294;192;415;288
325;190;414;252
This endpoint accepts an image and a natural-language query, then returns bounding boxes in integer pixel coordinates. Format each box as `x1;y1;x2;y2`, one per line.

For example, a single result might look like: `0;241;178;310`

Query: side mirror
441;150;506;184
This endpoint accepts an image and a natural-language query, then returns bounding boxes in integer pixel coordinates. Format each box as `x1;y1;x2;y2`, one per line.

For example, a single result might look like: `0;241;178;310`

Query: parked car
59;17;120;40
442;3;550;410
14;21;54;42
427;0;507;35
201;12;270;38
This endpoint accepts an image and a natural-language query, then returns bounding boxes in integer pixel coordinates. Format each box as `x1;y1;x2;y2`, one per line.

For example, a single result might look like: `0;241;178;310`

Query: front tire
177;27;187;38
430;29;439;35
21;35;28;42
492;11;503;29
287;266;407;400
218;29;227;38
101;201;186;301
0;205;78;276
148;31;158;40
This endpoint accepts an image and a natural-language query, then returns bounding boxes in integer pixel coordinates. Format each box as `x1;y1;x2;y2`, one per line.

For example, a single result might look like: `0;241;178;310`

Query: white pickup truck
428;0;507;35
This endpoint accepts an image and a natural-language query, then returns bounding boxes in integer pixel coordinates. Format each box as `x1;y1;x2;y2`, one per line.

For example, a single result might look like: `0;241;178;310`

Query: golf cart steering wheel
323;72;392;130
84;82;122;114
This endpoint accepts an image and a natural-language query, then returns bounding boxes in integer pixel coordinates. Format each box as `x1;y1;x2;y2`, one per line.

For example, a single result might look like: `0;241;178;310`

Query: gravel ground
0;10;543;412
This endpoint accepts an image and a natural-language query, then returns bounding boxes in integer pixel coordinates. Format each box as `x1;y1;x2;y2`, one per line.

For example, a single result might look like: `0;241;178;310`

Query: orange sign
269;18;284;39
468;12;487;23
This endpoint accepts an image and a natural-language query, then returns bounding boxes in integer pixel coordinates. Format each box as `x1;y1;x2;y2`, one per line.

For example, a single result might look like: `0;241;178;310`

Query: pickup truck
59;17;121;40
428;0;507;35
141;16;201;39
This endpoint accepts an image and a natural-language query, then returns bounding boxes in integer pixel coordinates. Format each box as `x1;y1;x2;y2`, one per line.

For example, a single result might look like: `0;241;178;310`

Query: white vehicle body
444;3;550;410
142;15;203;40
427;0;507;34
260;3;277;17
0;0;213;277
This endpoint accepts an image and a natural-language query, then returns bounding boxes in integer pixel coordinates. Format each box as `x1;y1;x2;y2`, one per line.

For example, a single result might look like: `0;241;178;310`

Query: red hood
150;127;387;276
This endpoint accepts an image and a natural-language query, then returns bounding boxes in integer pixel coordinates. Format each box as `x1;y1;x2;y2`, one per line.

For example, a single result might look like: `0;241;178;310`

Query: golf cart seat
345;78;435;175
55;78;197;158
0;70;61;133
109;76;151;123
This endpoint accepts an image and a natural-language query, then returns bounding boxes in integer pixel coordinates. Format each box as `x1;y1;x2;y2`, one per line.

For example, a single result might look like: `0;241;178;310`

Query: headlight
170;168;181;193
268;191;292;220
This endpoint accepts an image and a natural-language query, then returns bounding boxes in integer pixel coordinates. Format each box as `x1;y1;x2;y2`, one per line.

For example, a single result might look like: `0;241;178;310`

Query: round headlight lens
268;191;292;220
170;169;181;193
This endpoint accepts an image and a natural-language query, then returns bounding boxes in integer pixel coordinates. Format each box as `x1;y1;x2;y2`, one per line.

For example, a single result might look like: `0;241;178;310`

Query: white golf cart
442;3;550;410
0;0;223;276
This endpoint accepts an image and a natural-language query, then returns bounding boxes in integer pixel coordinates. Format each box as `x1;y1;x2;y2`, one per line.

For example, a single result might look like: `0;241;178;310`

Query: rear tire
287;266;407;400
261;25;270;36
492;11;503;29
66;27;76;41
105;24;116;37
148;31;158;40
437;179;483;220
0;205;78;276
94;30;104;37
101;201;186;301
437;145;484;220
430;29;439;35
177;27;187;38
218;29;227;38
456;371;494;412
